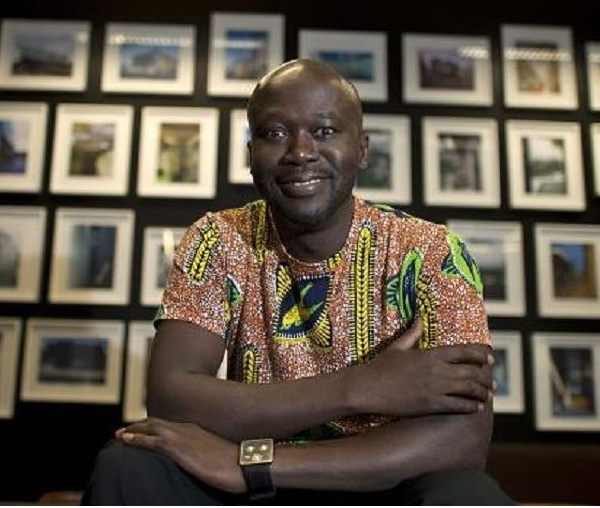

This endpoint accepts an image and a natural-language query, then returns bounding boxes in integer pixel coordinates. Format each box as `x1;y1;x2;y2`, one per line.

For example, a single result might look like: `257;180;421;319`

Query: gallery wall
0;0;599;501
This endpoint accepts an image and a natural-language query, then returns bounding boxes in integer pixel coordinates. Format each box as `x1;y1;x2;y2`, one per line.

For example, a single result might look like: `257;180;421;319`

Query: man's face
248;77;368;229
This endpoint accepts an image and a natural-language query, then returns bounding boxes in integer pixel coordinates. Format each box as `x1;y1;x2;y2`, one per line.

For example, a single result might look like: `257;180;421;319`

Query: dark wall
0;0;599;502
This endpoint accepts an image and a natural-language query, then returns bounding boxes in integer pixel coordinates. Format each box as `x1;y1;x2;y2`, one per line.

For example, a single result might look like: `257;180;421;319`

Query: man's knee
398;469;515;505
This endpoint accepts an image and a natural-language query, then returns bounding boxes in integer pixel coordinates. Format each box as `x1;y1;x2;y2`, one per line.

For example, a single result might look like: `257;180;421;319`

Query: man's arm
146;319;493;442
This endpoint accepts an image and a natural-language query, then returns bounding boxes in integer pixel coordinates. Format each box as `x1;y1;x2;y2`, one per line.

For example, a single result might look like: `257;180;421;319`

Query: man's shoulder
190;199;267;231
360;199;447;236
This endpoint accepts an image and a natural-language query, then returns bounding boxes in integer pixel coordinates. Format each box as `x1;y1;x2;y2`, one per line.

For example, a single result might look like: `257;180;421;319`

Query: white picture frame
534;223;600;318
0;318;22;418
48;207;135;305
505;120;585;211
49;103;133;196
491;330;525;414
21;318;124;404
501;24;578;109
207;12;285;97
298;29;388;102
123;321;155;422
101;22;196;95
228;108;252;185
447;220;525;317
0;19;90;91
0;101;48;192
140;226;186;307
354;114;411;205
592;123;600;197
532;332;600;431
402;33;492;106
0;206;46;303
137;106;219;199
587;42;600;111
422;116;500;208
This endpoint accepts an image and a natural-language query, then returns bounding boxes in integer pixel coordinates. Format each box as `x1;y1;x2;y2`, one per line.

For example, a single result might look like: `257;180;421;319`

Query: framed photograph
422;116;500;208
123;321;155;422
0;318;22;418
447;220;525;316
48;207;135;305
592;124;600;196
140;226;186;307
298;29;388;102
491;330;525;414
354;114;411;205
228;109;252;185
207;12;284;97
101;23;195;95
137;106;219;199
587;43;600;111
21;318;124;404
0;206;46;303
534;223;600;318
506;120;584;211
0;101;48;192
50;103;133;196
532;332;600;431
402;33;492;106
0;19;90;91
501;24;577;109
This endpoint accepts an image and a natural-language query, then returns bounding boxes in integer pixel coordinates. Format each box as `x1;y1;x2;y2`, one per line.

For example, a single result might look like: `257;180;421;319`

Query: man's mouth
279;176;328;197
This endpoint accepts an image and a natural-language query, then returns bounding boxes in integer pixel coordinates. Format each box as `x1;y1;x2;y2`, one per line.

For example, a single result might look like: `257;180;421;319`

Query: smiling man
82;59;514;506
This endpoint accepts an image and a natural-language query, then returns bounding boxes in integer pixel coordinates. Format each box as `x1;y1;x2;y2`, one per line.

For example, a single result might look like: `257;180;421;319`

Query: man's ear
358;132;369;171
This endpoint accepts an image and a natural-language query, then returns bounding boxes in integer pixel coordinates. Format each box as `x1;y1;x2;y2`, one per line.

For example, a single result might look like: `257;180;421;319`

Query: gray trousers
82;440;515;506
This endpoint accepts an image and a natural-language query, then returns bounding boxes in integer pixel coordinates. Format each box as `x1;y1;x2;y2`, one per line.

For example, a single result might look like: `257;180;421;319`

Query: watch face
239;438;274;466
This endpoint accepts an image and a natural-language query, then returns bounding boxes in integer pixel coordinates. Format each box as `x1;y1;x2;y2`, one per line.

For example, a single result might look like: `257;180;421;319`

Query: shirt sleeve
154;214;229;338
418;224;491;348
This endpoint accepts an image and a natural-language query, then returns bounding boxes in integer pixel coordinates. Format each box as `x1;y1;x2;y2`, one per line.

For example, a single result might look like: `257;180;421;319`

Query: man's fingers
435;343;493;366
392;318;423;350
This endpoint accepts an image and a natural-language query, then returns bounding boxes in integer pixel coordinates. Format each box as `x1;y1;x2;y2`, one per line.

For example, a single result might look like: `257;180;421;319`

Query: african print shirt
156;197;490;438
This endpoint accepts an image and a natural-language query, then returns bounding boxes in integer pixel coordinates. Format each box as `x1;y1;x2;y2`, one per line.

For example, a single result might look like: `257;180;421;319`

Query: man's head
246;58;369;230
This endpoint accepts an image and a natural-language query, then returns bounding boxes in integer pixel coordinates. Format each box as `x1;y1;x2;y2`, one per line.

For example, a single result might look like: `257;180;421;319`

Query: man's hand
115;417;245;494
348;319;494;417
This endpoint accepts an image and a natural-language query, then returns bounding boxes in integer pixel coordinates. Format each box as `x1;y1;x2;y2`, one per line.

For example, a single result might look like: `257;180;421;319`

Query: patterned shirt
156;197;489;438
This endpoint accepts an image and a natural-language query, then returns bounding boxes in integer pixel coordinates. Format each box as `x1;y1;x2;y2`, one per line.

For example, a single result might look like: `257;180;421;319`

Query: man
82;58;513;505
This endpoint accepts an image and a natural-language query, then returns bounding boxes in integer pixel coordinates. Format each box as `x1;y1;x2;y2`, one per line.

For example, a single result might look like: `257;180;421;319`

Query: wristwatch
239;438;276;501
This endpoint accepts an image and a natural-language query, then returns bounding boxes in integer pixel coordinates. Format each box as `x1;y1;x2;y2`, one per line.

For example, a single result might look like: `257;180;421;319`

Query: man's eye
264;128;286;141
315;126;335;139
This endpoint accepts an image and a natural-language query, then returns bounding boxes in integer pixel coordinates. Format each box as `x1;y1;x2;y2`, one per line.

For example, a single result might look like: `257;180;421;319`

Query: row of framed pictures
1;205;599;319
0;316;598;431
2;101;600;208
1;16;599;110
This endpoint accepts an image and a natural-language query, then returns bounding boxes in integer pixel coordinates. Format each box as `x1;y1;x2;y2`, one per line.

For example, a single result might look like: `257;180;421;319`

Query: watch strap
241;463;276;501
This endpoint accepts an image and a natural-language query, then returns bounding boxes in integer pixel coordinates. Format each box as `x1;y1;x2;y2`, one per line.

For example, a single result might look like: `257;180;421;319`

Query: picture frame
0;19;90;91
207;12;285;97
101;22;196;95
505;120;585;211
123;321;155;422
501;24;578;109
592;124;600;196
422;116;500;208
48;207;135;305
137;106;219;199
228;108;252;185
0;318;22;418
298;29;388;102
0;101;48;192
402;33;492;106
21;318;124;404
534;223;600;318
0;206;46;303
140;226;186;307
491;330;525;414
354;114;411;205
50;103;133;196
447;220;526;317
587;43;600;111
532;332;600;431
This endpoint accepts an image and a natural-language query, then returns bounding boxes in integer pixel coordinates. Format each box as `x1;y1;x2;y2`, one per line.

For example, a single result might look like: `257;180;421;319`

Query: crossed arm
117;318;494;494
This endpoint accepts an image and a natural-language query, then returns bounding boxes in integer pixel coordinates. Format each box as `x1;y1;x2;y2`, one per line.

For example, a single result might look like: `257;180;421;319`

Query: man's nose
282;132;318;165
